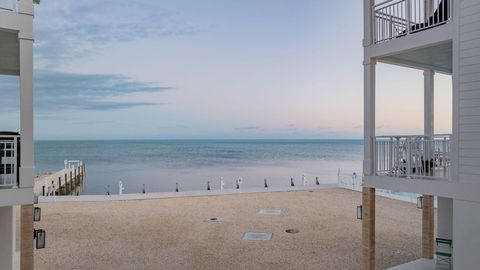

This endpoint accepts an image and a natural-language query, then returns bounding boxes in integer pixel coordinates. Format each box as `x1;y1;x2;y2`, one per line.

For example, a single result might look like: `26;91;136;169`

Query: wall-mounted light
417;196;423;209
34;207;41;222
357;205;363;220
34;229;46;249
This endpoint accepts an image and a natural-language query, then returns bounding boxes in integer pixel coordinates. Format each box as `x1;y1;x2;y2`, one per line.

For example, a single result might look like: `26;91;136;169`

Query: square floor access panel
242;232;272;241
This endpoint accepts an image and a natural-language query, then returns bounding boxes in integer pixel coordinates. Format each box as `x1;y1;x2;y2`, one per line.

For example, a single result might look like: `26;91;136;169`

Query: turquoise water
35;140;363;195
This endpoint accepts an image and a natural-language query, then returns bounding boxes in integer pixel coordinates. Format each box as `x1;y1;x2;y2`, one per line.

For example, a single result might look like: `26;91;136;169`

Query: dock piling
142;184;146;194
175;182;179;192
316;176;320;185
264;178;268;188
207;181;211;191
290;178;295;187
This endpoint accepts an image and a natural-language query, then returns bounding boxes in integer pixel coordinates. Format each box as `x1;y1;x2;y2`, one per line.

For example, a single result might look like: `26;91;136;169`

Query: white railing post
406;0;411;34
407;138;412;177
389;137;393;174
371;5;377;43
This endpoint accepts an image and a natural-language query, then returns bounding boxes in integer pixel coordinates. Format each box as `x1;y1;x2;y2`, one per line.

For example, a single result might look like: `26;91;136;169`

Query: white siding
458;0;480;184
453;199;480;269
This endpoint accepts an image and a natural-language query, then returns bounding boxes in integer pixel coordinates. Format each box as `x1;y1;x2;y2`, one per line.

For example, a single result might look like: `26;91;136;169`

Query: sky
0;0;452;140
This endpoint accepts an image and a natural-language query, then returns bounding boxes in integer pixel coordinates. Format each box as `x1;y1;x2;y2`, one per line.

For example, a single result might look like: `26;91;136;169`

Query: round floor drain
285;229;299;234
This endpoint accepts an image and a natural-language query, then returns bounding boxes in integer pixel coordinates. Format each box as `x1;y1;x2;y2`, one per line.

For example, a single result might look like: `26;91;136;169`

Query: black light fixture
34;207;41;222
35;229;46;249
417;196;423;209
357;205;363;220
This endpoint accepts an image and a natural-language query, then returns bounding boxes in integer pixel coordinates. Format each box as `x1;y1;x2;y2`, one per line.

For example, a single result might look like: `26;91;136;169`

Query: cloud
234;126;260;131
34;0;205;68
0;70;172;112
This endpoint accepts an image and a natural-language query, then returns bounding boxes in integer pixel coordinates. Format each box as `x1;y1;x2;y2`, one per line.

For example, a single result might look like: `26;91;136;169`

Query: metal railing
373;0;452;43
0;132;20;188
375;134;450;180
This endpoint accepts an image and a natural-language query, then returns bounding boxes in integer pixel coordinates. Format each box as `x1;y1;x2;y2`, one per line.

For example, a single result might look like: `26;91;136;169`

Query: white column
364;58;376;176
424;69;435;137
18;32;34;189
0;206;15;270
422;69;435;259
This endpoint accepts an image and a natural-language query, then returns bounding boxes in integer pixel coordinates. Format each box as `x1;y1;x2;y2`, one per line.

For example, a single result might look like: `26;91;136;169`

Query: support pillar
20;205;34;270
422;195;435;259
362;0;376;267
362;187;376;270
18;1;35;268
362;57;376;270
422;70;435;259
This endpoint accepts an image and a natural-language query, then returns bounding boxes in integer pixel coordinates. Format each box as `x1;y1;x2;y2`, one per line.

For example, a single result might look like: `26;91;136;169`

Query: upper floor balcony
373;0;452;44
375;134;451;181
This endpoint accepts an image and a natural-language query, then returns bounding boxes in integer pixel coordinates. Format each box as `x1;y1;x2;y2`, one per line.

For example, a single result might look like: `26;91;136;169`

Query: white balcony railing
375;134;451;180
373;0;452;43
0;132;20;188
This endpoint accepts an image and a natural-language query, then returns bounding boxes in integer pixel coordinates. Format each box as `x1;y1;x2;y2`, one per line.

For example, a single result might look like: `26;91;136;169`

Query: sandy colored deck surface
34;189;426;270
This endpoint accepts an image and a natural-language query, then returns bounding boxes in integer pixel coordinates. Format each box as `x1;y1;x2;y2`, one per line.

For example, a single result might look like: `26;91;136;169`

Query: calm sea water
34;140;363;195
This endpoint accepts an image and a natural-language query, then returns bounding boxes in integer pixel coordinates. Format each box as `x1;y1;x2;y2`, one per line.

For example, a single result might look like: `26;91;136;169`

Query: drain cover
285;229;299;234
205;217;223;223
258;209;281;215
242;232;272;241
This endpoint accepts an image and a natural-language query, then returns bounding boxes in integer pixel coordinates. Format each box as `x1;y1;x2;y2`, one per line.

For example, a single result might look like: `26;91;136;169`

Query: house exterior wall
452;199;480;269
457;0;480;184
451;1;480;268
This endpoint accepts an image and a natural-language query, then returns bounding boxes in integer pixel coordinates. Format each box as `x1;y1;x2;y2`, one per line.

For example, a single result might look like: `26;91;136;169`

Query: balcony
373;0;452;44
375;134;451;180
0;132;20;188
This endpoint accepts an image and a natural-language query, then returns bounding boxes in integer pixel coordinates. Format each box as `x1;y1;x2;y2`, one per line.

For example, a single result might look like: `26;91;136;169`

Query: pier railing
0;132;20;188
373;0;452;43
374;134;451;180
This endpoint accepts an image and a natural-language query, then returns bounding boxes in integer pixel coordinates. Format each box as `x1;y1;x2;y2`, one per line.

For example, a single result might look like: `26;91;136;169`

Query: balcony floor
379;41;452;74
388;259;450;270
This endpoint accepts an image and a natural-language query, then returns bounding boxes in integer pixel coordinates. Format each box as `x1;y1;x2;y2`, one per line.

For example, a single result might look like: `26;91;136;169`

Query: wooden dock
34;161;86;196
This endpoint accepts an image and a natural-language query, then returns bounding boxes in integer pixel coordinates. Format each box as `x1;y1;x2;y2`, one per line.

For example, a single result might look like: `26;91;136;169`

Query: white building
0;0;35;269
363;0;480;269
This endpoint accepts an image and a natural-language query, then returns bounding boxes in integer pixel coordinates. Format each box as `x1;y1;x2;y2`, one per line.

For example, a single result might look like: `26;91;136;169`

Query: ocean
35;140;363;195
